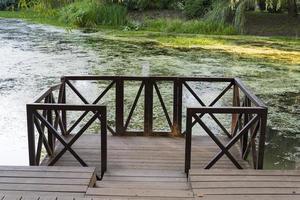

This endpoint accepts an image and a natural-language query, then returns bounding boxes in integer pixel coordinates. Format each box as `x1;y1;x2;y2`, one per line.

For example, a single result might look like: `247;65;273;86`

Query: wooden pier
15;76;299;199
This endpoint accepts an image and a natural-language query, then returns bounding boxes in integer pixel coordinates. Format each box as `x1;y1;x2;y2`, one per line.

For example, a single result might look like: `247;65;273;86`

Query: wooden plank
190;169;300;176
1;194;92;200
0;183;87;192
198;195;300;200
0;171;92;179
96;181;190;190
0;191;85;197
0;177;90;185
90;197;192;200
193;188;300;195
190;175;300;182
0;166;95;173
102;176;187;182
192;181;300;188
103;169;185;177
86;188;194;198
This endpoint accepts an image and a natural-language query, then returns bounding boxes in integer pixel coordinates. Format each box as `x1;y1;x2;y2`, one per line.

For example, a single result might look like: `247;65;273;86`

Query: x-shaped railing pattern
185;106;267;174
182;81;233;138
64;78;175;135
27;99;107;179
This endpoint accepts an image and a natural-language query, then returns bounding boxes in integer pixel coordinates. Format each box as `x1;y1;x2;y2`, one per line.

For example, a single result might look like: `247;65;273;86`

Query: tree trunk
287;0;298;17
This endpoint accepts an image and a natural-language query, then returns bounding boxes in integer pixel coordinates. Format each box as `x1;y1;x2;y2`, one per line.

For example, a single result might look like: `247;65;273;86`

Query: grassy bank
0;3;236;35
0;10;299;67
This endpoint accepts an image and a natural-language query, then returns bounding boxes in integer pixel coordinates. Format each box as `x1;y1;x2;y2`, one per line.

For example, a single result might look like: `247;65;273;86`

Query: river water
0;18;299;168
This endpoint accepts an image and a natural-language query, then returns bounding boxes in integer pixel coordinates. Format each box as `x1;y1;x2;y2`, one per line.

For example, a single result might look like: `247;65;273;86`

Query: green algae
78;31;300;168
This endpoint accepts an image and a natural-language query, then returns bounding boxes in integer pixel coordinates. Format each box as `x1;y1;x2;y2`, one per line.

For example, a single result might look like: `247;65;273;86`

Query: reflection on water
0;18;299;168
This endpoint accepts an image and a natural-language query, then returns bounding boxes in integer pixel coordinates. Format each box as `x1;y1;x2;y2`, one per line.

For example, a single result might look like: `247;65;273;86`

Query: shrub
121;0;180;10
184;0;212;18
59;0;127;27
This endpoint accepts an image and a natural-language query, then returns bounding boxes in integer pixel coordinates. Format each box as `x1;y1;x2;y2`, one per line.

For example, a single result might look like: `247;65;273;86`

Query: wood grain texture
42;134;249;172
0;166;95;198
190;169;300;199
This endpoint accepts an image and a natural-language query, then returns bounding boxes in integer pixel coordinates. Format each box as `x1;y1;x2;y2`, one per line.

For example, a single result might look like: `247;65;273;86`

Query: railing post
231;83;240;136
185;108;192;176
46;96;54;153
115;78;124;135
61;77;67;134
257;109;267;169
144;78;153;136
241;97;250;155
173;79;182;135
101;107;107;177
27;105;36;166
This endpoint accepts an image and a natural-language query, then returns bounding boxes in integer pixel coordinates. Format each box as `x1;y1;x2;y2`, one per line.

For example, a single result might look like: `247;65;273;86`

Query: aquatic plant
59;0;128;27
141;18;237;35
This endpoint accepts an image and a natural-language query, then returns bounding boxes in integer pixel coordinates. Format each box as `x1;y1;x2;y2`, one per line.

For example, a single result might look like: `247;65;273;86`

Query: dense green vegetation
0;0;298;35
59;1;127;27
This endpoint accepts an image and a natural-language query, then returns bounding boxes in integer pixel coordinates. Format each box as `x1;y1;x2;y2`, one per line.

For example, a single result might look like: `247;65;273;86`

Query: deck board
190;169;300;199
0;166;96;198
0;135;298;199
42;134;250;172
40;134;251;199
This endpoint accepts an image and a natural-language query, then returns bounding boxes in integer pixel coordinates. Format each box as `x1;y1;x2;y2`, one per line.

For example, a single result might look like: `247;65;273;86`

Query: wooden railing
60;76;238;136
27;76;267;177
26;83;107;179
185;78;268;174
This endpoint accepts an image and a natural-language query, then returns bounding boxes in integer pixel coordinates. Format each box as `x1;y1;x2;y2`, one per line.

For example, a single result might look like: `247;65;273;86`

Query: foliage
17;0;72;16
0;0;16;10
141;18;236;35
109;0;181;10
205;0;233;23
59;0;127;27
205;0;293;33
184;0;212;18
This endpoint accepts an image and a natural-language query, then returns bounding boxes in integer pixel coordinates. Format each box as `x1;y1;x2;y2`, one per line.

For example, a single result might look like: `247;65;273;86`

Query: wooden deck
189;169;300;200
39;134;248;199
42;134;250;171
0;166;96;199
0;166;299;199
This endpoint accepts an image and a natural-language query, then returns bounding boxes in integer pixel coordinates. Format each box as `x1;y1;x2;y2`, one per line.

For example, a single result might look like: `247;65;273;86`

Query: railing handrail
27;103;107;111
61;75;265;107
34;83;62;103
234;78;266;108
186;107;267;114
61;75;235;82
